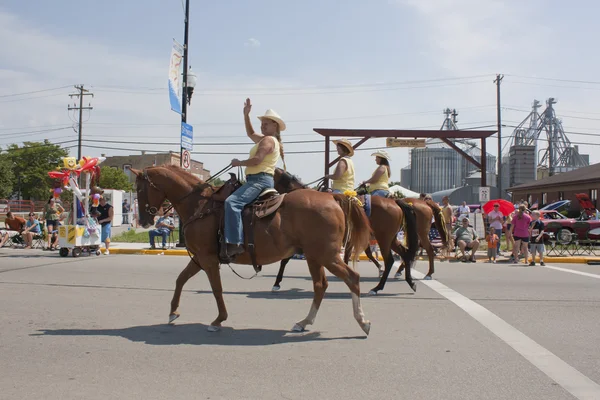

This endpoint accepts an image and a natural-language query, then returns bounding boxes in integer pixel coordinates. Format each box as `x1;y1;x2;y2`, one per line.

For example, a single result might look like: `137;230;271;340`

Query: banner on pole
168;40;183;114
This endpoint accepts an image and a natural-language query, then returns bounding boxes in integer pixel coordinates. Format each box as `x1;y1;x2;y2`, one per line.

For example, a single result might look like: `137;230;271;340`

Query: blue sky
1;0;599;183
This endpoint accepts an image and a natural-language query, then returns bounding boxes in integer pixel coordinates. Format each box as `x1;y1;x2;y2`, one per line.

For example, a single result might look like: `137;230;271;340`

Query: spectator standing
510;205;532;264
486;227;499;263
458;201;470;221
44;197;64;250
122;199;130;224
487;203;504;255
528;211;545;266
96;196;114;255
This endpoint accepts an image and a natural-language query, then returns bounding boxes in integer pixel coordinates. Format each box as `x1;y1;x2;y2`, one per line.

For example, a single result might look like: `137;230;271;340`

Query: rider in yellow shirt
325;138;355;193
361;150;391;197
223;98;285;260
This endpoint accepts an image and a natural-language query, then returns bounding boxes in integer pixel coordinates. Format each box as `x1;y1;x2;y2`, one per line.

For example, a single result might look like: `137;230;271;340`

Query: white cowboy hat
257;109;286;131
332;138;355;156
371;150;391;160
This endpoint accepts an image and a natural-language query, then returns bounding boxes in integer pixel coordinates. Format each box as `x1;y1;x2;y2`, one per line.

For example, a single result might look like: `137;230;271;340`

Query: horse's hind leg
169;258;203;324
364;245;383;276
324;256;370;335
292;259;328;332
420;237;435;280
272;257;292;291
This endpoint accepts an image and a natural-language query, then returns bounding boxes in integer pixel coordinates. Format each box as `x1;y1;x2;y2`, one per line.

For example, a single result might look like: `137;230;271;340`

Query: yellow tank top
368;167;389;193
332;157;355;192
245;137;280;176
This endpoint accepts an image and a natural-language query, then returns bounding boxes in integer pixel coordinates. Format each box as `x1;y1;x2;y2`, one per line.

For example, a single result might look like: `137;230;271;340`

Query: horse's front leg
169;257;203;324
202;258;228;332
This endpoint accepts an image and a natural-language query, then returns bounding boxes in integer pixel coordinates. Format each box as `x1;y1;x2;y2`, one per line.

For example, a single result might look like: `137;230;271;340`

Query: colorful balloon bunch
48;156;106;202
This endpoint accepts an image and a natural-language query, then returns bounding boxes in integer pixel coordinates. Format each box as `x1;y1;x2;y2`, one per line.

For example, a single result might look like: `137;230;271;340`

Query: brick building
509;162;600;210
103;151;211;183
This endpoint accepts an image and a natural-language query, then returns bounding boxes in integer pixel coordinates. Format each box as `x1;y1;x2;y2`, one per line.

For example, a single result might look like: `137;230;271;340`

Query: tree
98;166;134;192
4;140;69;200
0;154;15;199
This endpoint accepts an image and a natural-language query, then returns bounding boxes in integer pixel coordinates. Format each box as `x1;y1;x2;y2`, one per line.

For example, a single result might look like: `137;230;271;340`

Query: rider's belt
246;172;274;179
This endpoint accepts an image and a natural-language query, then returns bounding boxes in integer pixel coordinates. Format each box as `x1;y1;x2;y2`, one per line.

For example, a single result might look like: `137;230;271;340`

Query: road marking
410;267;600;400
541;265;600;280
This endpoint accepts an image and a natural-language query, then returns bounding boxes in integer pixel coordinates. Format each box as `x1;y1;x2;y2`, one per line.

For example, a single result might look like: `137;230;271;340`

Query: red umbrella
483;199;514;216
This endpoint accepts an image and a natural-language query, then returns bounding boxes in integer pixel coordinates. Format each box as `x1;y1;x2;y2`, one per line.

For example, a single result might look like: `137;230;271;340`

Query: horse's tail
395;199;419;265
425;199;449;248
334;194;372;266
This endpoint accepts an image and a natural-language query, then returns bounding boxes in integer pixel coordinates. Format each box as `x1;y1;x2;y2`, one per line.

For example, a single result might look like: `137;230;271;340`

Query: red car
539;209;600;243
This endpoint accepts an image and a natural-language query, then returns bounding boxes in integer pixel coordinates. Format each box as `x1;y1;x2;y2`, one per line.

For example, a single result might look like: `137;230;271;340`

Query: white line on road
541;265;600;280
411;268;600;400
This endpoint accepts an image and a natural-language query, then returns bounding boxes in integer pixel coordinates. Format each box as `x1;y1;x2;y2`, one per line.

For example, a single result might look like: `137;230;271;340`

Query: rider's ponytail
274;130;286;171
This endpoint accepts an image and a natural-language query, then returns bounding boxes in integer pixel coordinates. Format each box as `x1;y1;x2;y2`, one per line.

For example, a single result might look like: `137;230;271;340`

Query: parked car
539;209;600;243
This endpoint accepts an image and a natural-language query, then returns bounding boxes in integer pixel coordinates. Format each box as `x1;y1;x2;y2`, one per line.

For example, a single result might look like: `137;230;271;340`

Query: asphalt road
1;249;599;400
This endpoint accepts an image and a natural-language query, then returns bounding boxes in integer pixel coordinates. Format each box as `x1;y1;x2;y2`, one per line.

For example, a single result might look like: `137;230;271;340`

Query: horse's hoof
207;325;221;332
168;314;180;324
424;275;432;281
271;285;280;292
410;282;417;292
291;323;305;332
394;273;402;280
361;321;371;336
368;290;378;296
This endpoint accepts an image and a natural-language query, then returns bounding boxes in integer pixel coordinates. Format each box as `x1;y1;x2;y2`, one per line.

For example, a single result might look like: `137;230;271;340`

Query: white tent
388;185;420;198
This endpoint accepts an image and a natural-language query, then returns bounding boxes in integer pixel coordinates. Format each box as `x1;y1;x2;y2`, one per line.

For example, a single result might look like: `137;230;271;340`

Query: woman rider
361;150;391;197
325;138;355;194
222;98;285;261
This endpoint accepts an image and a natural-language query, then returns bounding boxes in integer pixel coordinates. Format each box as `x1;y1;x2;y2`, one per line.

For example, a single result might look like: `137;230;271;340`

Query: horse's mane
275;167;307;190
159;164;204;185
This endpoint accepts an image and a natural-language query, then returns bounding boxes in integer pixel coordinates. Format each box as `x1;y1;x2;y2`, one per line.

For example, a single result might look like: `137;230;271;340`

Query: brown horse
272;168;420;295
393;198;450;281
131;165;373;334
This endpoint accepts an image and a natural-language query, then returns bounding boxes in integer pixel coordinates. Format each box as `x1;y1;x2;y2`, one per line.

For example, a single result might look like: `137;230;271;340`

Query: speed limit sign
182;150;191;170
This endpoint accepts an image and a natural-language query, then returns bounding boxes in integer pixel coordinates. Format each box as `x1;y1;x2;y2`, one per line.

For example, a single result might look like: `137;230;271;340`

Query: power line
91;74;493;93
0;85;72;98
0;127;72;138
505;74;600;86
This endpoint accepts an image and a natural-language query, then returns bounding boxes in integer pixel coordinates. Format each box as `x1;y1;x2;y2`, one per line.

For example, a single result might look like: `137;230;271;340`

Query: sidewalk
107;243;600;264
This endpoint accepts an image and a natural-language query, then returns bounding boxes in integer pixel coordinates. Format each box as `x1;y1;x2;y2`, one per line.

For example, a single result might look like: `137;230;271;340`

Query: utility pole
494;74;504;197
68;85;94;161
176;0;191;248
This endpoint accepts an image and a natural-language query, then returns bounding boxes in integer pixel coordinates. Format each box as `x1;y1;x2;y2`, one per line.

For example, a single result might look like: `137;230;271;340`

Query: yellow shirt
368;167;389;193
332;157;355;192
245;137;280;176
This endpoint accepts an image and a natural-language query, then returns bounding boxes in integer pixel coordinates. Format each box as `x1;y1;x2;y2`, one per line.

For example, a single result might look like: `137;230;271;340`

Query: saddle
218;188;286;266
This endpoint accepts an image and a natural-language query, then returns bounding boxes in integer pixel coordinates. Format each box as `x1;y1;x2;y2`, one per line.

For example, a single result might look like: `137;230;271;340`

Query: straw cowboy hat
332;138;355;156
257;109;286;131
371;150;391;161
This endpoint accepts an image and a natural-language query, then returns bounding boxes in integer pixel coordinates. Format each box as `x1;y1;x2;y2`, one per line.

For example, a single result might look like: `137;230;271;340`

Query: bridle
139;170;216;216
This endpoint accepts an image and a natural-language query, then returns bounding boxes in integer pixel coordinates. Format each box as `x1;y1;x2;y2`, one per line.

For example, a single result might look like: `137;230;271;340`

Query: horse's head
274;168;306;194
131;167;167;228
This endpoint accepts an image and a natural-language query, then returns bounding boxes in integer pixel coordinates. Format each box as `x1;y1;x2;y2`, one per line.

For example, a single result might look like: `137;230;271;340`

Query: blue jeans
370;189;389;197
149;229;169;247
224;173;274;245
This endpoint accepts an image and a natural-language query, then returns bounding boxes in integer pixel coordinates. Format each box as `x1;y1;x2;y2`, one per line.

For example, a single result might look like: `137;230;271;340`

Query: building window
590;189;598;207
123;164;133;181
542;193;547;206
558;191;564;201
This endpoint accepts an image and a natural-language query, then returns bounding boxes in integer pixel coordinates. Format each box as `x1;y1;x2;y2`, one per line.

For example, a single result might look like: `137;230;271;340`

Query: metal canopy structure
313;128;497;190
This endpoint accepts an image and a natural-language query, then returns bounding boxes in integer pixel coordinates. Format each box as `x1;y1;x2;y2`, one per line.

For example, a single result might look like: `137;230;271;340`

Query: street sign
182;150;191;170
479;186;491;203
181;122;193;151
386;138;426;148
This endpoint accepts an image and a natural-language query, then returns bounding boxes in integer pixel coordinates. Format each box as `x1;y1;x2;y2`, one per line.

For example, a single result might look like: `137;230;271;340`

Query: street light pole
177;0;190;248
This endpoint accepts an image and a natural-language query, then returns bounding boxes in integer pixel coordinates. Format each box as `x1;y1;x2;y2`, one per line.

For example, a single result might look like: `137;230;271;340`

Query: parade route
1;250;599;400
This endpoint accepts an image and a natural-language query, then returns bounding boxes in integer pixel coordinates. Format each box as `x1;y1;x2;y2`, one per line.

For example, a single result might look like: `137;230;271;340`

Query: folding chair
32;222;47;249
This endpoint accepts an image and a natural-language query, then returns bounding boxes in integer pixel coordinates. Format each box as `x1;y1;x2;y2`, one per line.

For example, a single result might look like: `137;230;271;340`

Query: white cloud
244;38;261;48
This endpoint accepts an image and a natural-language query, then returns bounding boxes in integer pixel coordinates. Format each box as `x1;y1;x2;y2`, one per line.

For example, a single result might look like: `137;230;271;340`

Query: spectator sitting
0;212;26;248
149;210;175;250
22;212;41;249
454;217;479;262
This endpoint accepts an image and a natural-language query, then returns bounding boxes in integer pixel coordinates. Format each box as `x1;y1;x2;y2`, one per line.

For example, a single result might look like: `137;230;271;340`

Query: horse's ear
228;172;237;182
130;168;142;177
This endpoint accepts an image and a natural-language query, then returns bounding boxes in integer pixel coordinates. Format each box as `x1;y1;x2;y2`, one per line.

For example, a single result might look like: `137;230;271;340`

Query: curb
107;247;600;264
